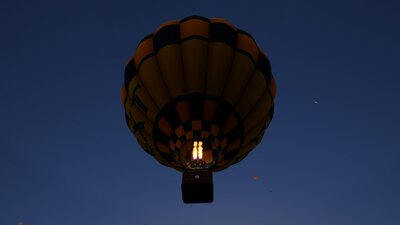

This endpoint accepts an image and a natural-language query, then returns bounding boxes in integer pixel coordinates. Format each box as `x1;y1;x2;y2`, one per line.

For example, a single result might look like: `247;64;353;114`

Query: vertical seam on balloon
179;41;188;94
127;94;156;127
241;89;272;124
125;56;160;133
152;32;173;105
178;24;188;95
201;21;210;94
232;66;257;109
218;44;237;98
134;72;161;126
242;114;270;146
124;95;155;156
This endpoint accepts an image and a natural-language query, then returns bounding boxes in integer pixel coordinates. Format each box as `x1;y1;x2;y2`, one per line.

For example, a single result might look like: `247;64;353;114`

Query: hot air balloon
122;15;276;203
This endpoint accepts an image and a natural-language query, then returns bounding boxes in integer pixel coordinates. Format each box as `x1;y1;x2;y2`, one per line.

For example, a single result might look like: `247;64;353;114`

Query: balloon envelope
122;15;276;172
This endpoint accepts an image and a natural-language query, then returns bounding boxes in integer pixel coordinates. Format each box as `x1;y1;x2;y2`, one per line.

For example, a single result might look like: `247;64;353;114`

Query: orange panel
237;33;259;62
180;19;209;39
137;57;171;108
175;101;191;122
242;92;272;133
155;45;186;98
227;139;241;151
222;114;238;134
175;126;185;138
203;100;218;121
222;53;255;106
134;38;154;68
192;120;202;131
181;40;208;93
235;71;266;118
206;42;235;96
158;117;173;136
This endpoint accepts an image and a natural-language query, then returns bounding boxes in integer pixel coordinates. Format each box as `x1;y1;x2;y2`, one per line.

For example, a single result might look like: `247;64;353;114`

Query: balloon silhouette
122;15;276;203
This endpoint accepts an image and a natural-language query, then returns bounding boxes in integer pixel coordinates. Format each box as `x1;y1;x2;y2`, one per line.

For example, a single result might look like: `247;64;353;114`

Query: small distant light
314;100;319;104
253;175;260;181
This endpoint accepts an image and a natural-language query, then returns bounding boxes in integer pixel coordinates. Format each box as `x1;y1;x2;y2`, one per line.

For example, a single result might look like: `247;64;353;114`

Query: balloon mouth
152;93;245;171
186;140;214;169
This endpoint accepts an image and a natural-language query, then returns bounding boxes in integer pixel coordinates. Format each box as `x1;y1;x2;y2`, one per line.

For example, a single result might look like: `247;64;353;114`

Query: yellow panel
180;19;209;39
222;53;255;105
242;92;273;133
206;42;235;96
137;56;171;109
155;45;186;98
181;39;208;93
235;71;267;118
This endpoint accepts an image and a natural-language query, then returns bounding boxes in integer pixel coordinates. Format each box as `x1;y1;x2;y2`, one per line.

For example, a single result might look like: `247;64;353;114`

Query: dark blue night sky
1;0;399;225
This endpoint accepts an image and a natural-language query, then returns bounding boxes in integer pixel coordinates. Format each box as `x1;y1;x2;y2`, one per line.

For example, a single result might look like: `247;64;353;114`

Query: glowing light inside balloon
198;141;203;159
193;141;197;159
192;141;203;160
